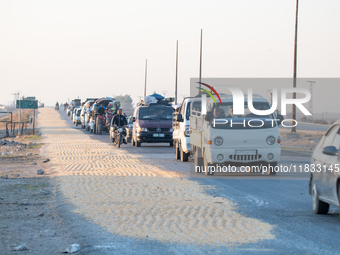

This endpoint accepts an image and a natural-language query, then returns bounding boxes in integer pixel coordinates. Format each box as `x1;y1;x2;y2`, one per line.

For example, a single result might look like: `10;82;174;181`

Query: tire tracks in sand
40;108;274;246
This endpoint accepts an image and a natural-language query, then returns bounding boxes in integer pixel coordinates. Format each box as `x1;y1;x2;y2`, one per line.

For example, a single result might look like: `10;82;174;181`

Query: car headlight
184;125;190;137
266;136;275;145
137;127;147;132
214;137;223;146
118;128;123;132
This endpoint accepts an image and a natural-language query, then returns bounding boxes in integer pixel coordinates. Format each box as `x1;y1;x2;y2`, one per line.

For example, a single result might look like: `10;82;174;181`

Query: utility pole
198;29;203;94
144;59;147;98
33;100;36;135
11;92;21;135
292;0;299;133
175;40;178;104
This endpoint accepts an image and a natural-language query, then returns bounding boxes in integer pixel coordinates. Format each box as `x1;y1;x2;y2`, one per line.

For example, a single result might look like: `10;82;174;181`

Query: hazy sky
0;0;339;110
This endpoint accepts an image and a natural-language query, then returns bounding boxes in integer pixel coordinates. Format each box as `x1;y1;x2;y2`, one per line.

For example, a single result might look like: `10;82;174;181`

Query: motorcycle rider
55;102;59;110
111;108;128;144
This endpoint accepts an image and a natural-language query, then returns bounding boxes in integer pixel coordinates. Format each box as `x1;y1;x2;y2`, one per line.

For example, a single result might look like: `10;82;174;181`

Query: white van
190;94;282;175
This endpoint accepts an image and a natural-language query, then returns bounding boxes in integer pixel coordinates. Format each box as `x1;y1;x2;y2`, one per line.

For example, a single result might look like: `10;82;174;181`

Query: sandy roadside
0;124;75;254
40;108;275;247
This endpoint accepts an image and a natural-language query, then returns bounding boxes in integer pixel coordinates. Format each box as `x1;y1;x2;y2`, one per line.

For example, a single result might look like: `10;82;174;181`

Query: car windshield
139;106;173;120
210;102;277;129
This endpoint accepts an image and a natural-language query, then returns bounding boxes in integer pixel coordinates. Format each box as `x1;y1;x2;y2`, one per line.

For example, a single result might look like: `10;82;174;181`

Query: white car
73;108;81;126
310;120;340;214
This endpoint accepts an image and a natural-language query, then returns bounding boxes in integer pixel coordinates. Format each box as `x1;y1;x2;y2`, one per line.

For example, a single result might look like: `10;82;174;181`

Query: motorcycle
112;125;127;148
55;104;59;110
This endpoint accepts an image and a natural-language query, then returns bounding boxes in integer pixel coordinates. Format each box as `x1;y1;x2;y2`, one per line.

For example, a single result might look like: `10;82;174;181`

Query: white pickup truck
173;98;192;162
190;94;282;175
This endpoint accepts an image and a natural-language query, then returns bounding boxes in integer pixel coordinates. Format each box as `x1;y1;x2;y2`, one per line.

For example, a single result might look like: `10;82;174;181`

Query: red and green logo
197;82;223;106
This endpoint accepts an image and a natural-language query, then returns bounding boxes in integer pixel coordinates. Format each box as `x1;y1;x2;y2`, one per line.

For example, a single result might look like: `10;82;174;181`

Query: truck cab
190;94;282;175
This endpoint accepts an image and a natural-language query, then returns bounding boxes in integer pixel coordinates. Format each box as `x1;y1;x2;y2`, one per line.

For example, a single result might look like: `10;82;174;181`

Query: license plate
153;133;164;137
235;150;257;155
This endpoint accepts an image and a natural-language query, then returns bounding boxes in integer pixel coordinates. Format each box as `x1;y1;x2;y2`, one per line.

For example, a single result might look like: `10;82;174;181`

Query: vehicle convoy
89;97;119;135
131;94;174;147
309;120;340;215
190;94;282;175
173;97;192;162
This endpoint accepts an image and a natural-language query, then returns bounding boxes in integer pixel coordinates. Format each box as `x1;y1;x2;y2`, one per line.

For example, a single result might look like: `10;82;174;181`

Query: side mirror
176;113;183;122
322;146;339;156
204;111;212;121
132;117;136;122
277;113;284;126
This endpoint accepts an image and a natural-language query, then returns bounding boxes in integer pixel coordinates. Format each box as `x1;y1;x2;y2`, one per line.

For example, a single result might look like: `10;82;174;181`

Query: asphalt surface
57;110;339;255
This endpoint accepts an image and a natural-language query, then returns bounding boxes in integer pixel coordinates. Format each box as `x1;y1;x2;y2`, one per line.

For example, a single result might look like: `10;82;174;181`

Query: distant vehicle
190;94;282;175
66;105;71;116
0;105;6;110
309;121;340;214
68;99;81;118
73;108;81;126
125;116;133;143
80;99;97;130
131;94;174;147
173;97;192;162
89;97;119;135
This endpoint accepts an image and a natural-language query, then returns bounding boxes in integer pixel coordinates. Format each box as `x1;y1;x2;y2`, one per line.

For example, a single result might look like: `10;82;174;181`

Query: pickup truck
173;98;192;162
190;94;282;175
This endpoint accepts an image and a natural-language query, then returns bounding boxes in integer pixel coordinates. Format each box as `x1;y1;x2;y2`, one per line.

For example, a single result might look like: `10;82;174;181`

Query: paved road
48;109;339;254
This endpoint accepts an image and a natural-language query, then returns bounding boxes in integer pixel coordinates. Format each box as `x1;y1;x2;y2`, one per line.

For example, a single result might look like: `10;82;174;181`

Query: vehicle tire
194;148;203;173
311;178;329;214
93;123;97;134
75;122;78;126
98;124;102;135
170;141;174;147
175;142;180;160
132;137;135;146
90;127;93;133
117;134;122;148
203;152;214;175
180;145;189;162
136;140;141;147
266;162;277;175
